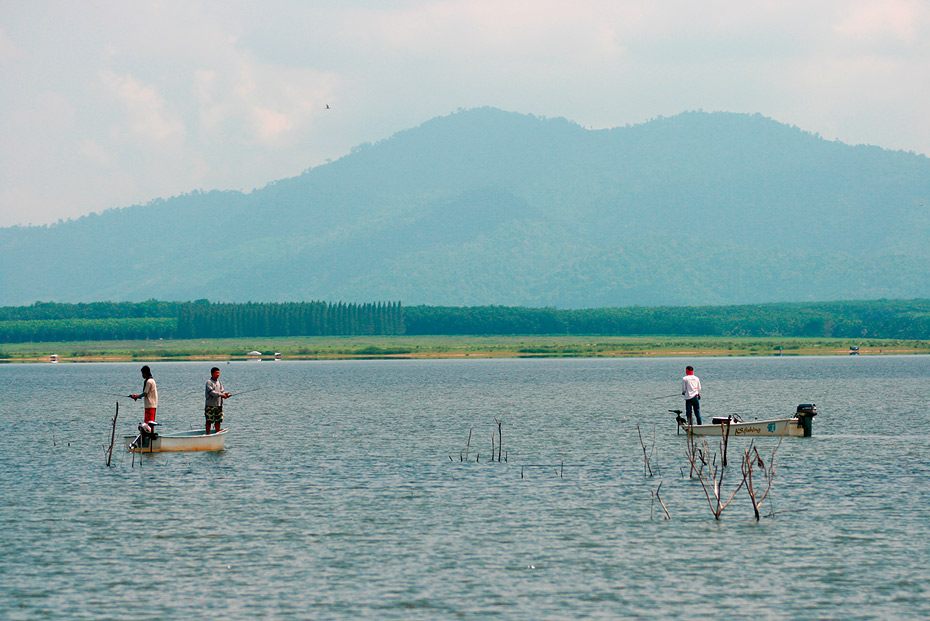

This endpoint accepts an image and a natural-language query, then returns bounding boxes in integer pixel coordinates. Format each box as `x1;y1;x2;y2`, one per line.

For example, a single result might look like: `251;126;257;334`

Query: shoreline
2;334;927;363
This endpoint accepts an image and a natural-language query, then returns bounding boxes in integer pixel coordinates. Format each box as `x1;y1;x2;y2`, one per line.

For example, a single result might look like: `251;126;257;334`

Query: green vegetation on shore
2;334;927;363
4;298;930;344
3;298;930;362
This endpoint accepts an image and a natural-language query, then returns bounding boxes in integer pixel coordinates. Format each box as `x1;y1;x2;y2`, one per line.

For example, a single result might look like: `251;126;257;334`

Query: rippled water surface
2;356;929;618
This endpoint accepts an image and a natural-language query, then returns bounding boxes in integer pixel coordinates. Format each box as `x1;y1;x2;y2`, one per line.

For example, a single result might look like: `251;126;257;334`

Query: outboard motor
795;404;817;437
129;421;159;450
669;409;686;434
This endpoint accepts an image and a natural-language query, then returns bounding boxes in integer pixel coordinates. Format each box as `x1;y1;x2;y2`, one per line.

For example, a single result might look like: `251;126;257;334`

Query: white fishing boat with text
673;404;818;437
124;427;228;453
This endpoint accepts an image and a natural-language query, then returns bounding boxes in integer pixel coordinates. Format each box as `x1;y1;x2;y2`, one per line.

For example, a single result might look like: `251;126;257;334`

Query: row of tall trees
0;300;403;343
175;301;405;338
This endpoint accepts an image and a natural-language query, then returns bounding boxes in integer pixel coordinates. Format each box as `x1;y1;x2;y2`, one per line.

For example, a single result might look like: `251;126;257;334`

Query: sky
1;0;928;227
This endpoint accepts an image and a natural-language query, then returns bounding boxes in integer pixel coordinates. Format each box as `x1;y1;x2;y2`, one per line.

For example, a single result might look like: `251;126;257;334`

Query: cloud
78;140;116;168
99;70;187;144
0;26;22;63
192;52;340;148
251;106;294;141
834;0;927;45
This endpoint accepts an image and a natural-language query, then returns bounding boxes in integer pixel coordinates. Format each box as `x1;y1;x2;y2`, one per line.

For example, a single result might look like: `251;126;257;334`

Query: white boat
124;428;228;453
673;404;818;437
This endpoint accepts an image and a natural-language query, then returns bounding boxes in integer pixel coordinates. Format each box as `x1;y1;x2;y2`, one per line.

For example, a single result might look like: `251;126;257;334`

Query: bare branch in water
654;482;671;520
637;423;654;477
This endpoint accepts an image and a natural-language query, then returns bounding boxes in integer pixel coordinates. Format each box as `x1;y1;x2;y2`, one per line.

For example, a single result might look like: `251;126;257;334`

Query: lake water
1;355;929;619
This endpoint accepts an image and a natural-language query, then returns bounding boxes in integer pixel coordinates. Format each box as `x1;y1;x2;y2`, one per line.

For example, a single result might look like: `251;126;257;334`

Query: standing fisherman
682;365;702;425
205;367;230;434
130;365;158;428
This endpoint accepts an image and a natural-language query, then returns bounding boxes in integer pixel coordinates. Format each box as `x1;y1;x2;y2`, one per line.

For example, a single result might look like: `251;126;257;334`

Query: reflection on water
1;356;929;618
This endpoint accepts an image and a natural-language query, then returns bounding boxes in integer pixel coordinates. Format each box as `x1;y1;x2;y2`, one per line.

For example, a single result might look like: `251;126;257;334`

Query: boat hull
124;429;228;453
680;418;805;437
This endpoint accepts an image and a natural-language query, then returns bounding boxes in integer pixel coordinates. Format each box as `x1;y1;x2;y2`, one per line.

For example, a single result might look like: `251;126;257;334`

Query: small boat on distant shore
673;404;818;437
124;428;228;453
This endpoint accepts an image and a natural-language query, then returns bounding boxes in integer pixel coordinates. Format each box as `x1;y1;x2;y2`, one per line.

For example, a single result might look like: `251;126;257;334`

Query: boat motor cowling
795;404;817;437
132;421;159;450
669;409;686;434
138;421;159;436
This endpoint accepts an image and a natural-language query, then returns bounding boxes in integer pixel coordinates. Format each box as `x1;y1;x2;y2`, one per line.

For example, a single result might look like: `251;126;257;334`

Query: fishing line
225;387;264;398
71;387;133;399
649;393;681;401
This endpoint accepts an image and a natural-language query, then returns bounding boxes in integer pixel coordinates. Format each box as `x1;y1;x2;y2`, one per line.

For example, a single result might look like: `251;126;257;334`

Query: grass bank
2;335;928;363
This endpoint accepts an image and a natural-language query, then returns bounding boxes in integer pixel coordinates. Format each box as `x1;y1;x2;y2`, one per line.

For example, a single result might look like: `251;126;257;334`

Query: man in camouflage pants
205;367;230;434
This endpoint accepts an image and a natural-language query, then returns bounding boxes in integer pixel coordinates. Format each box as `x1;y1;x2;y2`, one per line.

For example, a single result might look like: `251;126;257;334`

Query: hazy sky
1;1;928;227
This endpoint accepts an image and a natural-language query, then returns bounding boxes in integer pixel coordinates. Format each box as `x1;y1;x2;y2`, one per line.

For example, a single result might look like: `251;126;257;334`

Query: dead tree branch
653;482;671;520
743;435;783;520
637;423;654;477
684;435;746;520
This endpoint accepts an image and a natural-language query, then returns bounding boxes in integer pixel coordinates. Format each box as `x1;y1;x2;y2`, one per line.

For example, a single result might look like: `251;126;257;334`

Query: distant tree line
175;300;405;338
403;300;930;340
0;318;176;343
2;298;930;343
0;300;183;321
0;300;404;343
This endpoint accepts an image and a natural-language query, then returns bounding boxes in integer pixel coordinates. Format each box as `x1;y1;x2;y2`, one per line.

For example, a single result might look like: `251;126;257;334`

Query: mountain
2;107;929;307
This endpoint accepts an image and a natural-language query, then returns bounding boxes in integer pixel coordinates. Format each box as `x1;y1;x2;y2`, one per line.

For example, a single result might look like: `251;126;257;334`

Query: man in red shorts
130;365;158;426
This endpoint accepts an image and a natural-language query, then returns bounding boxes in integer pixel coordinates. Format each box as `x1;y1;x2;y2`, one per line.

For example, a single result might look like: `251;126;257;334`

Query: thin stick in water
497;419;503;462
636;423;653;477
106;402;119;467
655;482;671;520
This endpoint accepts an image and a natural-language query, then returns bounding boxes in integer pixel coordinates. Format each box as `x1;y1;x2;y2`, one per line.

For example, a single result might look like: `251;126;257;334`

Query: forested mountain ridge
2;107;928;307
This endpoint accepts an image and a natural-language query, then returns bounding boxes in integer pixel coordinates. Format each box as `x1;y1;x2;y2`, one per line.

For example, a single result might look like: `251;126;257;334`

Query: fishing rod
71;387;134;399
649;393;682;401
225;387;264;398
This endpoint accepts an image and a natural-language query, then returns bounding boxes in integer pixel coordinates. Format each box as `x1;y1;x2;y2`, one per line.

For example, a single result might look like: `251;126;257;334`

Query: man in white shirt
682;365;702;425
130;365;158;426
